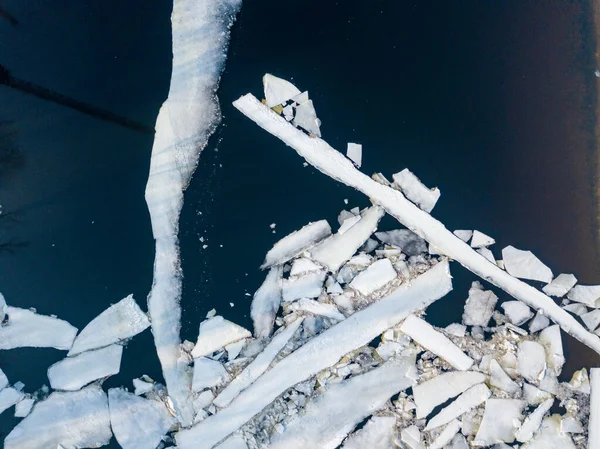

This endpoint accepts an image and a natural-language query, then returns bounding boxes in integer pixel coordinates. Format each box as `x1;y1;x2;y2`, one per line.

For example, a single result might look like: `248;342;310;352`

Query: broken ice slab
14;397;34;418
502;245;553;283
400;314;474;370
326;276;343;294
338;214;362;234
4;385;112;449
293;99;321;137
108;388;176;449
268;357;417;449
0;367;7;391
429;419;461;449
213;318;303;408
349;258;397;295
529;311;550;333
400;425;423;449
261;220;331;269
251;266;283;338
290;299;345;321
68;294;150;356
489;359;520;394
0;306;77;350
0;387;24;415
290;258;322;276
566;284;600;307
425;383;491;430
191;316;251;358
501;300;533;325
542;273;577;297
470;230;495;248
520;415;576;449
346;142;362;168
282;270;326;302
523;383;553;406
581;309;600;331
175;261;452;448
412;371;486;419
310;206;385;272
392;168;440;213
515;398;554;443
538;325;565;376
447;434;469;449
477;247;496;264
453;230;473;243
215;434;248;449
263;74;301;108
474;398;525;445
133;377;155;396
517;340;547;382
562;302;588;316
192;357;230;392
375;229;427;257
590;368;600;449
341;416;396;449
462;282;498;327
48;344;123;391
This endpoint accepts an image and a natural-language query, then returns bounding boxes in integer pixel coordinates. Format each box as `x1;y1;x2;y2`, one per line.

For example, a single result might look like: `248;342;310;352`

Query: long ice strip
341;416;396;449
263;73;301;108
425;383;491;431
502;245;553;283
69;294;150;356
108;388;175;449
413;371;486;419
213;318;303;408
251;266;283;338
261;220;331;269
567;284;600;307
399;314;473;370
176;261;452;448
392;168;440;213
4;385;112;449
191;316;251;358
48;344;123;391
543;273;577;297
0;306;77;350
515;398;554;442
232;93;600;355
268;357;416;449
0;388;24;415
310;206;385;272
474;398;525;445
349;258;397;295
590;368;600;449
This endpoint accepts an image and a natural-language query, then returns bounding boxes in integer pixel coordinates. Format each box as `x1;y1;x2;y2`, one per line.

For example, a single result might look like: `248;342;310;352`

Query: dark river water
1;0;599;444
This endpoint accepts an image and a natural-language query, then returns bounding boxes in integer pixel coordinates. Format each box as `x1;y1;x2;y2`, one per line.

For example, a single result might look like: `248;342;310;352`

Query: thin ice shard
425;383;491;430
470;230;495;248
392;168;440;213
250;266;283;338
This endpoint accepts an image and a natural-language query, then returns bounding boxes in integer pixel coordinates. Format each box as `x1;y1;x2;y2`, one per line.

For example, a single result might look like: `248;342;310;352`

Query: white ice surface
413;371;485;419
251;266;283;338
341;416;396;449
515;398;553;442
477;247;496;264
48;344;123;391
261;220;331;269
232;93;600;355
502;245;553;283
425;383;491;431
474;398;525;445
290;299;345;321
4;385;112;449
392;168;440;213
144;0;241;426
517;341;546;382
282;270;326;302
349;258;396;295
542;273;577;297
268;357;416;449
590;368;600;449
538;325;565;376
213;318;303;408
520;416;576;449
69;294;150;356
290;258;322;276
293;99;321;137
0;368;8;391
0;388;24;415
191;316;251;358
567;284;600;307
192;358;230;392
462;283;498;327
429;419;461;449
176;261;452;448
338;214;362;234
529;312;550;333
581;309;600;331
215;434;248;449
14;397;34;418
501;300;533;325
470;230;495;248
489;359;520;394
0;306;77;350
400;314;473;370
108;388;175;449
263;73;301;107
346;143;362;168
453;230;472;243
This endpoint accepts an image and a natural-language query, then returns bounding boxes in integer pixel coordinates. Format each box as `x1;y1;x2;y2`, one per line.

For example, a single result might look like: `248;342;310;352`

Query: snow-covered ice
462;282;498;327
501;300;533;325
477;246;496;264
400;425;423;449
0;387;24;415
543;273;577;297
290;299;345;321
517;341;546;382
529;311;550;333
502;245;553;283
470;230;495;248
425;383;491;430
392;168;440;213
581;309;600;331
520;416;576;449
429;419;461;449
489;359;520;394
48;344;123;391
191;316;251;358
349;258;396;295
567;284;600;307
215;434;248;449
263;73;301;108
192;357;230;392
281;269;326;302
346;142;362;168
474;398;525;445
341;416;396;449
338;214;362;234
251;266;283;338
515;398;554;442
538;325;565;375
0;367;8;391
290;257;322;276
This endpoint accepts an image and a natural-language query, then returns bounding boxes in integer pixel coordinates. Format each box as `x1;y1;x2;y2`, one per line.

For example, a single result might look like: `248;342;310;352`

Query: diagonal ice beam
232;93;600;356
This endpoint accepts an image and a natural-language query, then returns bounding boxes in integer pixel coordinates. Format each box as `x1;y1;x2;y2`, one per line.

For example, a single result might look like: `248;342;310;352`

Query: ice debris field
3;2;600;449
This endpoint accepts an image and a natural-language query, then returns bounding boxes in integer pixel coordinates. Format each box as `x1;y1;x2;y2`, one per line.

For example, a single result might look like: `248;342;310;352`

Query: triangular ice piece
293;99;321;137
470;230;495;248
191;316;251;358
346;143;362;168
263;74;301;108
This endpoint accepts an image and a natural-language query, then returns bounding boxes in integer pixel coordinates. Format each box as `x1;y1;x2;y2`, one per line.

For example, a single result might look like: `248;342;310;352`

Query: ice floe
191;316;252;358
453;230;473;243
502;245;553;283
250;266;283;338
567;284;600;307
346;142;362;168
192;357;231;392
342;415;396;449
470;230;495;248
462;282;498;327
0;387;24;415
392;168;440;213
263;74;301;108
349;258;396;295
425;383;491;430
474;398;525;445
543;273;578;297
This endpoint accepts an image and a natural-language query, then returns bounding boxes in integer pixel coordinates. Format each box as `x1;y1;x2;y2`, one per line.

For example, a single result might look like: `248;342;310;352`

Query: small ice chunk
108;388;176;449
251;266;283;338
282;270;326;302
566;284;600;307
14;397;34;418
0;307;77;350
477;247;496;264
4;385;112;449
400;425;422;449
346;143;362;168
0;388;25;415
293;100;321;137
562;303;587;316
392;168;440;213
568;368;591;394
68;294;150;356
191;316;251;358
193;390;215;412
516;398;554;442
445;323;467;337
0;368;8;392
341;416;395;449
474;399;525;445
430;419;461;449
517;341;546;382
489;359;520;394
133;378;154;396
538;325;565;376
447;434;469;449
192;358;230;392
48;344;123;391
502;245;553;283
413;371;486;418
349;258;397;295
337;209;355;225
470;230;495;248
375;341;405;360
263;73;301;107
425;383;491;430
520;415;576;449
542;273;577;297
326;276;343;294
400;315;473;370
523;383;552;405
462;282;498;327
261;220;331;269
581;309;600;331
338;214;362;234
290;299;345;321
226;339;246;360
529;312;550;333
501;300;533;325
453;230;473;243
290;258;322;276
375;229;427;256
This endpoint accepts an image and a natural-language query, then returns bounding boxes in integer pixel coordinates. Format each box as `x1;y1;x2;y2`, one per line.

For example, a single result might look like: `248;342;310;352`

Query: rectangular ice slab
392;168;440;213
349;258;397;295
261;220;331;269
400;315;473;370
502;245;553;283
341;416;396;449
425;383;491;430
48;344;123;391
0;306;77;350
191;316;251;358
176;261;452;448
251;266;283;338
269;358;416;449
69;295;150;356
590;368;600;449
4;385;112;449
